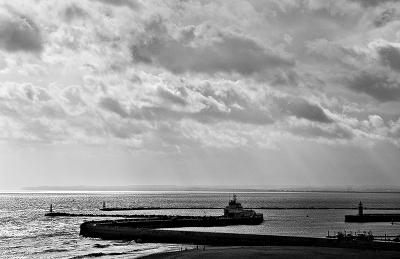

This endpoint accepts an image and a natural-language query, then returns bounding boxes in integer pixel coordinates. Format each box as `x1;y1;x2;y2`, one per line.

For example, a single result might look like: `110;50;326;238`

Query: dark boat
224;194;263;220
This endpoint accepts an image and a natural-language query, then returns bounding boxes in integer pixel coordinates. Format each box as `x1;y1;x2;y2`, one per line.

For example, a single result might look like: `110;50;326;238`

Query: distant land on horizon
21;185;400;193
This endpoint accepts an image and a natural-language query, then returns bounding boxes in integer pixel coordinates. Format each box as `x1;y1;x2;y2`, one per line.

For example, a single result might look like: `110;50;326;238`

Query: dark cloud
90;0;139;10
128;102;273;125
351;0;398;7
289;123;353;140
41;102;66;119
374;8;398;27
62;4;88;22
187;82;251;110
62;86;85;106
131;19;294;76
276;97;333;123
23;85;51;102
270;69;300;87
0;13;42;53
347;70;400;102
103;119;144;139
376;45;400;71
191;105;273;125
130;105;273;125
99;97;129;118
306;38;366;67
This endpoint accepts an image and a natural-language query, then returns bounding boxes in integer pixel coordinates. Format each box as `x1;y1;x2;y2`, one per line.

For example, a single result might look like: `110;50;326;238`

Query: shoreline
140;245;400;259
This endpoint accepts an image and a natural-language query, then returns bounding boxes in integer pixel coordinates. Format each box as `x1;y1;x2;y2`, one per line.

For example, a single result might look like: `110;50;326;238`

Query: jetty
100;201;400;211
45;212;174;218
345;202;400;222
77;197;400;251
79;226;400;251
80;195;263;236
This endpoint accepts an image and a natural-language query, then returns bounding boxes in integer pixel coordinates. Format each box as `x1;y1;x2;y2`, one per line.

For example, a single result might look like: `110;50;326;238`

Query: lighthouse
358;201;363;216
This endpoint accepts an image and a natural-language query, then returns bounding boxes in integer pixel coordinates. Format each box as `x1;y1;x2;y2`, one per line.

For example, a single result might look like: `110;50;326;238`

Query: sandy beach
141;246;400;259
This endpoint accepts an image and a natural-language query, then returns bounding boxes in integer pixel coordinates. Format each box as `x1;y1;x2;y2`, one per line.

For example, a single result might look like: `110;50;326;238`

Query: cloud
131;19;294;76
191;105;273;125
286;120;354;140
275;97;333;123
62;4;89;22
131;105;273;126
389;118;400;139
89;0;139;10
0;10;42;53
351;0;398;8
157;86;187;106
347;70;400;102
306;38;367;69
373;8;399;27
99;97;129;118
0;0;399;151
376;44;400;71
368;115;385;128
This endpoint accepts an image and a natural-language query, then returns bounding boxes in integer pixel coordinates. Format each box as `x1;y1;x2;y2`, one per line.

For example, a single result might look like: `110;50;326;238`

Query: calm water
1;191;400;258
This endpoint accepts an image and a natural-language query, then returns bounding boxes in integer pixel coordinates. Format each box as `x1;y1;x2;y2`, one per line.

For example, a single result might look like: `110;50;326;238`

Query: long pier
79;225;400;251
345;214;400;222
100;206;400;211
45;212;202;218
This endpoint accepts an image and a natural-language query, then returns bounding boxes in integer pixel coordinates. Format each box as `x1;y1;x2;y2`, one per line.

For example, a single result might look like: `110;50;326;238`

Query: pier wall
345;214;400;222
79;223;400;251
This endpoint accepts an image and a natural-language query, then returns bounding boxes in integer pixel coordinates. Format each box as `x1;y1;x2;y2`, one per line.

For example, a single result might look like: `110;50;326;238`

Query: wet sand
141;246;400;259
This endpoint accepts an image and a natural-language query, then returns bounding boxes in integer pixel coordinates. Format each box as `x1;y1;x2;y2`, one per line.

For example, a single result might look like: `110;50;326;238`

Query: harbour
3;191;400;258
76;195;400;252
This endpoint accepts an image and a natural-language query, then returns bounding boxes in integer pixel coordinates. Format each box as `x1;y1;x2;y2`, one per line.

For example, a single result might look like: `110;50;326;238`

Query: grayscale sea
1;191;400;258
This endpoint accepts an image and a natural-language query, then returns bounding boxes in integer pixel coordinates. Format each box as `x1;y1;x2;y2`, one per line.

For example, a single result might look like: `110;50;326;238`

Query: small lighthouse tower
358;201;363;216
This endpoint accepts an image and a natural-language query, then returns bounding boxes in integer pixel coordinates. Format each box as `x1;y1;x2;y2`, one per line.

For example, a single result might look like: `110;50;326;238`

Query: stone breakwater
345;213;400;222
80;215;264;230
80;221;400;251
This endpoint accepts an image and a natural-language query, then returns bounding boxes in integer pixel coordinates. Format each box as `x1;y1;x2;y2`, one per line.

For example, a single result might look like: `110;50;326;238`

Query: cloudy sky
0;0;400;190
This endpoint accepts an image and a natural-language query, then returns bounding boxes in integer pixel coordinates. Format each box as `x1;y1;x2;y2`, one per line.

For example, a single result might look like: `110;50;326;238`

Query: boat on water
224;194;263;220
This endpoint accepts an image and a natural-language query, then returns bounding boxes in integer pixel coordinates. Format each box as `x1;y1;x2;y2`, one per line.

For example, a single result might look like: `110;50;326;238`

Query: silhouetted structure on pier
345;202;400;222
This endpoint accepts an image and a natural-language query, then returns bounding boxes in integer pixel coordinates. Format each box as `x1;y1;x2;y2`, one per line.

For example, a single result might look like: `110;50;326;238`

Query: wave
70;252;131;258
93;244;111;248
111;241;134;246
37;248;70;254
35;231;74;239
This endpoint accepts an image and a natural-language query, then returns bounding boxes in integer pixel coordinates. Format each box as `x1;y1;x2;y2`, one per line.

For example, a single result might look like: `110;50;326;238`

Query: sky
0;0;400;190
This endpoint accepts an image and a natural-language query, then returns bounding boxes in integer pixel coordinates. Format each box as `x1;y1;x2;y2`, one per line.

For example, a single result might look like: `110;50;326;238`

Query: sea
1;191;400;258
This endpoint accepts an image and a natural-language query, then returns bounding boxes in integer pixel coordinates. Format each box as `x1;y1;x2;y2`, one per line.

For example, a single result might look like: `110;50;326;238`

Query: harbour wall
345;214;400;222
79;224;400;251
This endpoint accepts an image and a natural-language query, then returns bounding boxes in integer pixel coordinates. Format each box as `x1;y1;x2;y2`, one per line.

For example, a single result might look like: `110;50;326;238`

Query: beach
142;246;400;259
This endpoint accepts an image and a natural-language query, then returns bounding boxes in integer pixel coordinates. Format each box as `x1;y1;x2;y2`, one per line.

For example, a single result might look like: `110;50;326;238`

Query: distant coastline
20;185;400;193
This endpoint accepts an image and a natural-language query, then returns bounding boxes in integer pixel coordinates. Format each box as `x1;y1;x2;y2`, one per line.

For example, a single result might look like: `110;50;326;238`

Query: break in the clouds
0;0;400;188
